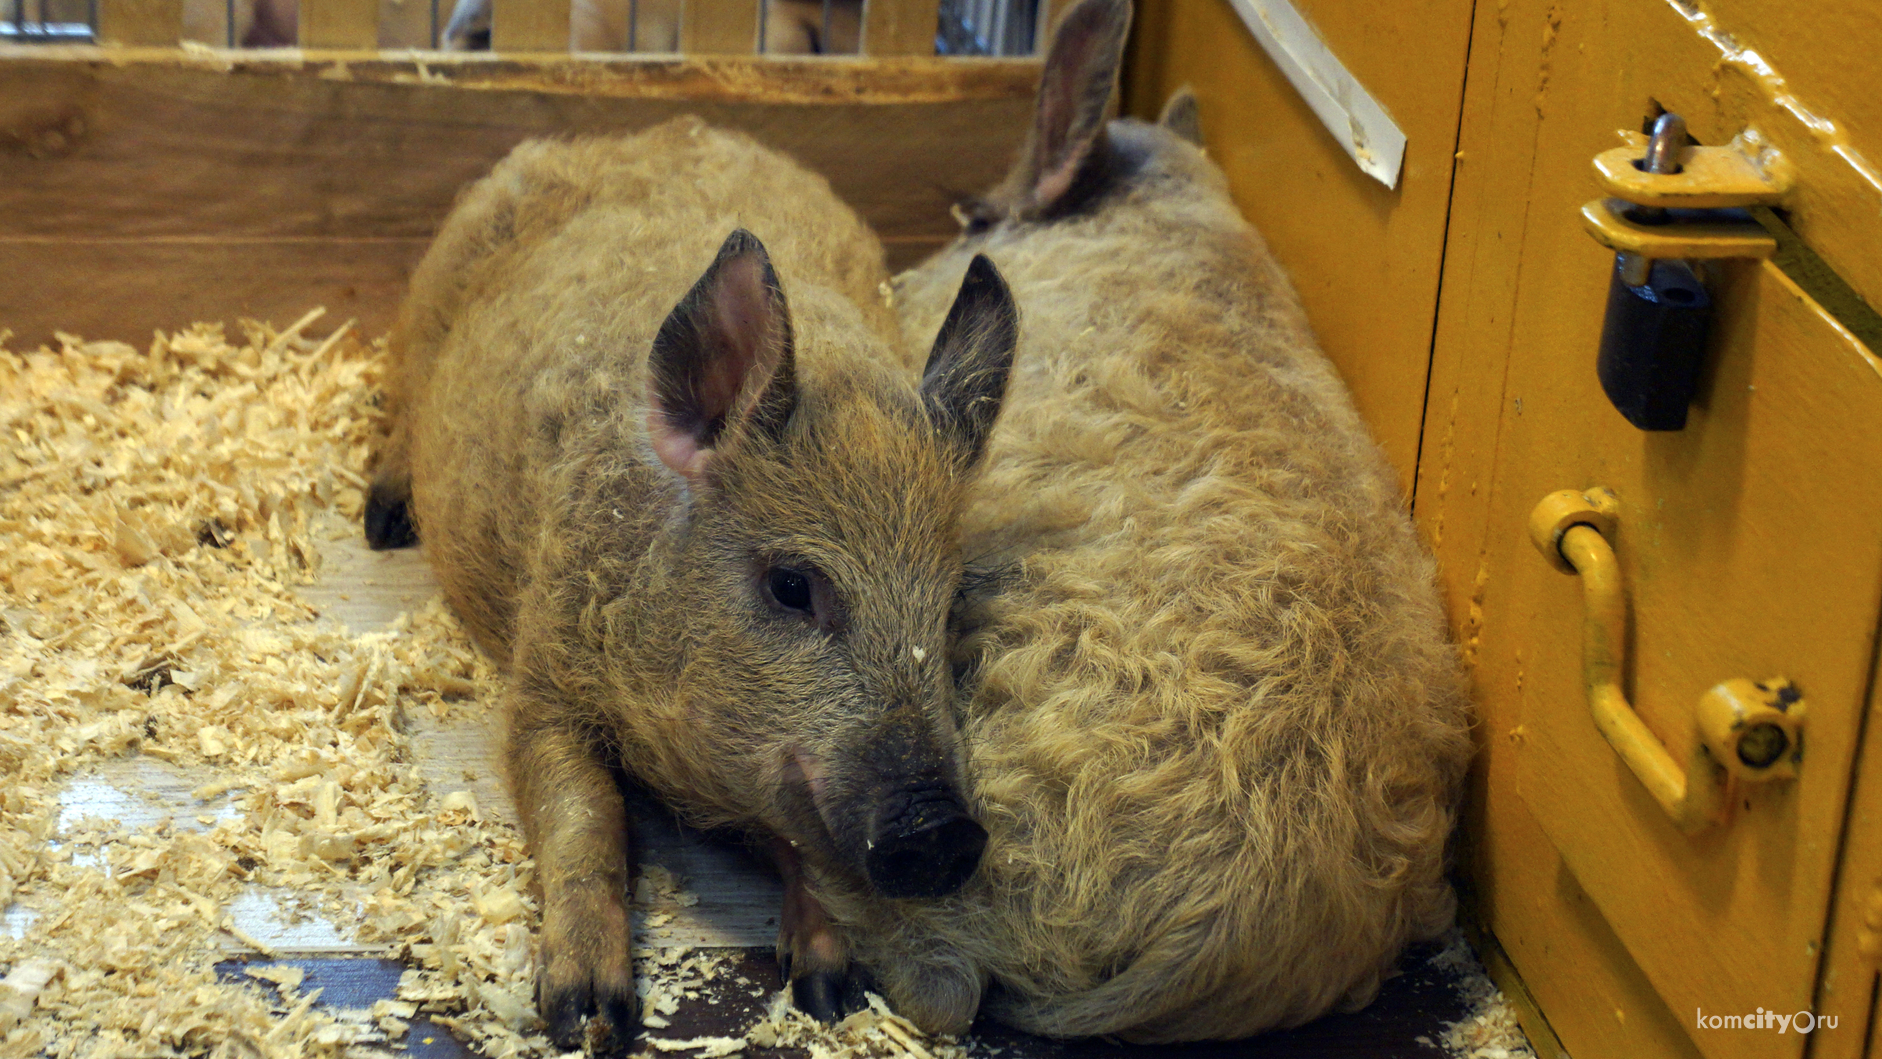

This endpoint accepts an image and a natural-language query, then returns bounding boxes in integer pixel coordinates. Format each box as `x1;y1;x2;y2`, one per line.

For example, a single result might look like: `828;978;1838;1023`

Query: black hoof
790;967;875;1023
539;977;639;1055
364;484;417;550
792;971;852;1023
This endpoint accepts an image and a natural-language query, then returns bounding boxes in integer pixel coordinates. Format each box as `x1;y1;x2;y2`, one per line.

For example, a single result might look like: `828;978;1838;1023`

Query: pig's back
897;142;1468;1040
397;118;892;655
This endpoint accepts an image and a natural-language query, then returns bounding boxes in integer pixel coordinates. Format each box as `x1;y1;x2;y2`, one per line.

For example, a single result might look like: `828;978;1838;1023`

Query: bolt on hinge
1582;126;1792;263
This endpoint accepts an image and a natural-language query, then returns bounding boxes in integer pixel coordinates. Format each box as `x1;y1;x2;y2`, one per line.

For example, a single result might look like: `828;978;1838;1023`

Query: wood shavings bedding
728;990;965;1059
0;316;549;1058
0;316;978;1059
1424;931;1539;1059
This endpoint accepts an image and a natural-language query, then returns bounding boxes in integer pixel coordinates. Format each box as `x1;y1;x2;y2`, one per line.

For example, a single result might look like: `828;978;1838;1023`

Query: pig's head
946;0;1212;241
642;229;1016;900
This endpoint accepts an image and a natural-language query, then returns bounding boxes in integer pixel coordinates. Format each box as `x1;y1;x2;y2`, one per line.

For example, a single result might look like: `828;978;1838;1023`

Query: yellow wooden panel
681;0;760;54
299;0;378;49
1512;261;1882;1059
1809;631;1882;1059
1418;1;1882;1057
861;0;938;55
491;0;572;51
1125;0;1474;494
96;0;183;45
1692;1;1882;310
378;0;436;48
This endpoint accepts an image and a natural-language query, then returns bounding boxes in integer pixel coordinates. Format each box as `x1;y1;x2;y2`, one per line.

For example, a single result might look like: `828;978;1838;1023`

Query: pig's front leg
772;837;872;1021
506;694;637;1052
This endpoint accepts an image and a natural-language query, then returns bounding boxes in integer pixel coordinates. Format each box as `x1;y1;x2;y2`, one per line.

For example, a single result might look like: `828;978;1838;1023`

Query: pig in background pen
366;118;1024;1051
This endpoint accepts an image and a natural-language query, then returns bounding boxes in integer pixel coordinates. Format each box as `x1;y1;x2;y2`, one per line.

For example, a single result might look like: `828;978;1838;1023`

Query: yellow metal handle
1529;489;1805;834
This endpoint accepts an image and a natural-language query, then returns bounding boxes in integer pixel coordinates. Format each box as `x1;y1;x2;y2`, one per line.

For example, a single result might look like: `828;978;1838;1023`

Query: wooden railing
71;0;1071;54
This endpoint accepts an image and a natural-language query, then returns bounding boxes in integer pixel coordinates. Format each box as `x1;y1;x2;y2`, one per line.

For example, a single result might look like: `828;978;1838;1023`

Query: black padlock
1592;111;1716;431
1596;255;1712;431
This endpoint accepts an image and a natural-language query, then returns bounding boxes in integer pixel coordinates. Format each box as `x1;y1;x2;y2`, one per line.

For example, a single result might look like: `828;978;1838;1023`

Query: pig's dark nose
865;787;987;899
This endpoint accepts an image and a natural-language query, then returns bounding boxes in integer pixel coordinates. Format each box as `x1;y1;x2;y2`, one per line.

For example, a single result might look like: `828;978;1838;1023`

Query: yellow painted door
1125;0;1475;493
1417;3;1882;1059
1814;645;1882;1059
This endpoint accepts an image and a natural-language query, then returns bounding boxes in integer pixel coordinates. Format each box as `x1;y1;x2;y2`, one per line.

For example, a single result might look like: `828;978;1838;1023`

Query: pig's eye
766;567;812;612
760;562;844;632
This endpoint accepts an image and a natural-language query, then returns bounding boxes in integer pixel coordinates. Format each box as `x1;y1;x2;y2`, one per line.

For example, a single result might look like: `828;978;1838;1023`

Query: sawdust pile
0;316;975;1059
0;315;550;1057
740;991;967;1059
1426;931;1538;1059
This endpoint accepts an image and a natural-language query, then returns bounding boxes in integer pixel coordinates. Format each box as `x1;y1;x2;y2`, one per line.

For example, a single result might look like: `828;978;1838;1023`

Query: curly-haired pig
366;118;1021;1051
788;0;1474;1041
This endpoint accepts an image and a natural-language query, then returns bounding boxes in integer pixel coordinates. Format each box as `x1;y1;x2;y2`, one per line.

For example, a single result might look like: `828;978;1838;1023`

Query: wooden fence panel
96;0;183;45
862;0;939;55
0;55;1039;344
300;0;380;49
492;0;573;50
681;0;759;54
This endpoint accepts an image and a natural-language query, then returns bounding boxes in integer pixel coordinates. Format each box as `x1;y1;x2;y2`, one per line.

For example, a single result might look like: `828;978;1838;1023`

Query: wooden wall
0;52;1038;347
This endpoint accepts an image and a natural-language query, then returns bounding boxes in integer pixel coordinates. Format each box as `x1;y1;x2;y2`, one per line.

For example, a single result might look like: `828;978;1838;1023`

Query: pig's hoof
792;972;852;1023
363;485;417;550
790;965;875;1023
539;975;639;1054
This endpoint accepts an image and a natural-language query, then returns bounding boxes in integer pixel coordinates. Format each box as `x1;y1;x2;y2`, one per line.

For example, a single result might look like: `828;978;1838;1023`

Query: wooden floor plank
212;939;1489;1058
215;956;482;1058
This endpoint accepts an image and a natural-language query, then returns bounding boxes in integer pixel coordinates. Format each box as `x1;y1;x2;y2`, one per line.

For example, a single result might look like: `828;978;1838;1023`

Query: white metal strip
1222;0;1406;188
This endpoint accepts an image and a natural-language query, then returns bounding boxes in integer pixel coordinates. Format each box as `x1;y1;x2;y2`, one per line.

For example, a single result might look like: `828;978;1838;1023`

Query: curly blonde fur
804;0;1473;1041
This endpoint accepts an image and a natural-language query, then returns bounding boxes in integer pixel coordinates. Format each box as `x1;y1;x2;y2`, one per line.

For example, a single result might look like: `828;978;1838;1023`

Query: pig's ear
1020;0;1132;213
1159;86;1203;145
921;255;1018;468
647;229;798;481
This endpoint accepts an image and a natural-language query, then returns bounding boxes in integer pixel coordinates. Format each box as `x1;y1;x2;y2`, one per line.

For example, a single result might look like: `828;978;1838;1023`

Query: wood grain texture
1810;630;1882;1059
96;0;184;45
490;0;572;51
299;0;379;48
0;53;1028;344
0;58;1035;237
680;0;760;54
861;0;938;56
0;237;429;348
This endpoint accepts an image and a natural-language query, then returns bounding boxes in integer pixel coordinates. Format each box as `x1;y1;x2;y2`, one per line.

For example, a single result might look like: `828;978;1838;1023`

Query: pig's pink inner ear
646;232;796;481
1028;0;1131;210
698;254;788;422
648;412;714;480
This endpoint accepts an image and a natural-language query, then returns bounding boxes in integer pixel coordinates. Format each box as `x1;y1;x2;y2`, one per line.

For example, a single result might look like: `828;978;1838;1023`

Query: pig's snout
865;785;987;899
